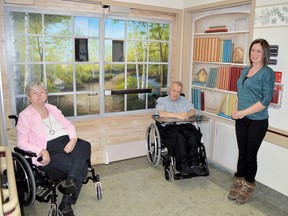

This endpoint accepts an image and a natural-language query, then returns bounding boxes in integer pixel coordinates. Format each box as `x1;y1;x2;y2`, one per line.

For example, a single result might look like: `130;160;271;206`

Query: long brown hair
249;38;270;66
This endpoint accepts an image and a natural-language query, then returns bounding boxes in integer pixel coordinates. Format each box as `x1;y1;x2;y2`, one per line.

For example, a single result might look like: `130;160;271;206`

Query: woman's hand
39;149;51;166
232;110;246;119
64;138;77;153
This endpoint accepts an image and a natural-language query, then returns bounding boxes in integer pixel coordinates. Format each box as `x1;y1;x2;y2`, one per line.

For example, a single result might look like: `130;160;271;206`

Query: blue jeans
44;135;91;204
235;118;268;183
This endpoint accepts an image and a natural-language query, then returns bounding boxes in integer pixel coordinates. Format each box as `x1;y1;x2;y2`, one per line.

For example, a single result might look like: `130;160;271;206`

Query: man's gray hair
169;81;183;91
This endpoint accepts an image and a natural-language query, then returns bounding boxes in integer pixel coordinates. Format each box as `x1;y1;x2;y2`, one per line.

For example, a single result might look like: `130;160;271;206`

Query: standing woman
17;81;91;216
228;38;275;204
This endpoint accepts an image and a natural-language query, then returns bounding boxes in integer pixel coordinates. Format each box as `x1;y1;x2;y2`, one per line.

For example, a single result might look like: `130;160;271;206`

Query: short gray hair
169;81;183;91
25;81;48;96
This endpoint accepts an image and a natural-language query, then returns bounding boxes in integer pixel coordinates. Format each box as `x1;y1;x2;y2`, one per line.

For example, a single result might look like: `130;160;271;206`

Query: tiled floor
23;156;288;216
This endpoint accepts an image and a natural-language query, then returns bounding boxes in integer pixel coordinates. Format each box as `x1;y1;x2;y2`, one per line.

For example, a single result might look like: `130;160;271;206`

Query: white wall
257;141;288;196
183;0;224;8
253;0;288;131
110;0;226;9
110;0;183;9
252;0;288;197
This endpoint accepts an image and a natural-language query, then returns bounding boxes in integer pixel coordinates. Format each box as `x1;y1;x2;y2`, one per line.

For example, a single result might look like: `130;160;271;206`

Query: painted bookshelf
190;5;251;120
188;4;252;171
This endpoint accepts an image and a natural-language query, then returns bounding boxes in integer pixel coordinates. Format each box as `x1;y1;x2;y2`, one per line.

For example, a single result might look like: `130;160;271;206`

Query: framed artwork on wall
255;4;288;28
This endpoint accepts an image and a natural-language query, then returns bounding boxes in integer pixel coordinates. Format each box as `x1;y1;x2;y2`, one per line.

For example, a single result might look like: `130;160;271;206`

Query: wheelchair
146;114;209;181
8;115;102;216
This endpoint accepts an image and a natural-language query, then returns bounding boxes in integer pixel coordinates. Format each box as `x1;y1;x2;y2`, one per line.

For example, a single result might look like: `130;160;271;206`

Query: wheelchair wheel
164;168;171;181
170;156;176;180
146;123;161;166
12;152;36;207
95;182;103;200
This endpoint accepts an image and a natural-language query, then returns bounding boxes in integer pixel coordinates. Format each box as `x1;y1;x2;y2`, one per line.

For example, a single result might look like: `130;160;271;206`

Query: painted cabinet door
212;121;238;172
198;122;211;159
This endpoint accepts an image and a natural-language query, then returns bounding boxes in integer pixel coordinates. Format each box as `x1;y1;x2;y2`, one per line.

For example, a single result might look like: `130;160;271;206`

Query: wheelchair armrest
14;146;37;158
8;115;18;126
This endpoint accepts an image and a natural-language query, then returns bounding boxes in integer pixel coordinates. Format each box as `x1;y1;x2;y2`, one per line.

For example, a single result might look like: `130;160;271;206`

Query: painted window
5;9;171;116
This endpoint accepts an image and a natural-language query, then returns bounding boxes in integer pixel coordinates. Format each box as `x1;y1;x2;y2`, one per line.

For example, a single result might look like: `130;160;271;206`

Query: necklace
42;115;55;135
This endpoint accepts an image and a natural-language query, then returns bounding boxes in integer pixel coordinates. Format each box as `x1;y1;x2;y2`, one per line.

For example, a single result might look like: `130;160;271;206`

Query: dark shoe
180;164;190;176
58;203;74;216
58;177;77;198
190;164;204;175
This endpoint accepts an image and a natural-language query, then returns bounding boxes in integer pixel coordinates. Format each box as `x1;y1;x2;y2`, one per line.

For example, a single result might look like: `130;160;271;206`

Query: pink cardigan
16;104;77;165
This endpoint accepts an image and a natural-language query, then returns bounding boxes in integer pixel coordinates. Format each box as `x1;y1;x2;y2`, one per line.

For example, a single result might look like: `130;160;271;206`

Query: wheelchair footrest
173;166;209;180
174;171;209;180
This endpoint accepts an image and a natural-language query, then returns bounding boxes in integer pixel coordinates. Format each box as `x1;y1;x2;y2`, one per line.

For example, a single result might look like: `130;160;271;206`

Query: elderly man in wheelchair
12;81;101;216
147;81;208;180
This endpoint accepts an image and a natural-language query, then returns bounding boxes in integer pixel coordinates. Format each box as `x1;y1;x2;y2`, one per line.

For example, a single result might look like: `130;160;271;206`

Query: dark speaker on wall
269;59;277;65
269;45;279;57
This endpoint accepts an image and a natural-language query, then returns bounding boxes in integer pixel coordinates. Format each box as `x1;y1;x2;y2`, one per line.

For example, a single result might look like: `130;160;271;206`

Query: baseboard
104;141;146;164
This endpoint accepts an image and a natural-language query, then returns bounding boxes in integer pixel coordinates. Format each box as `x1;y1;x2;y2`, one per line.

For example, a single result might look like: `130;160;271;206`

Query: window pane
104;40;112;62
13;35;43;62
15;97;29;114
75;39;99;62
10;12;42;34
13;64;44;94
46;64;73;92
75;38;88;62
148;64;168;88
105;19;125;39
44;15;72;36
45;37;73;62
147;93;156;109
13;36;25;62
30;36;43;62
127;20;148;40
10;12;25;34
76;94;99;115
127;93;146;111
105;40;124;62
29;13;43;34
74;16;99;37
88;39;99;62
127;64;146;89
104;64;124;89
149;42;169;62
48;95;74;116
105;95;124;113
112;40;124;62
75;64;99;93
149;23;170;41
127;41;147;62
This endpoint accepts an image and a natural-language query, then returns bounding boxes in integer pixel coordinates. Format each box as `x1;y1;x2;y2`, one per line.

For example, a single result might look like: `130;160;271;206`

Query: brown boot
236;179;256;204
228;176;244;200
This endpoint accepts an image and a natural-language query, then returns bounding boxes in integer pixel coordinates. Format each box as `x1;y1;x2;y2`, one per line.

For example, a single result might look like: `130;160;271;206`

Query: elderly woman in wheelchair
15;81;93;216
146;81;209;180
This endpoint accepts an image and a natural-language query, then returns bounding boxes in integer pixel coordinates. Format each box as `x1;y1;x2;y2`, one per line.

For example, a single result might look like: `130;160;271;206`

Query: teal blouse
236;66;275;120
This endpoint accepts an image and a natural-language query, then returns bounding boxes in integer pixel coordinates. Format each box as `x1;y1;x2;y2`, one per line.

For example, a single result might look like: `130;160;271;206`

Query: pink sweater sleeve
16;108;47;156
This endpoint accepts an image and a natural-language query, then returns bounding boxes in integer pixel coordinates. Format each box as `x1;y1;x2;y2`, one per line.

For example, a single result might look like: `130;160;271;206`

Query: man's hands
176;112;190;120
